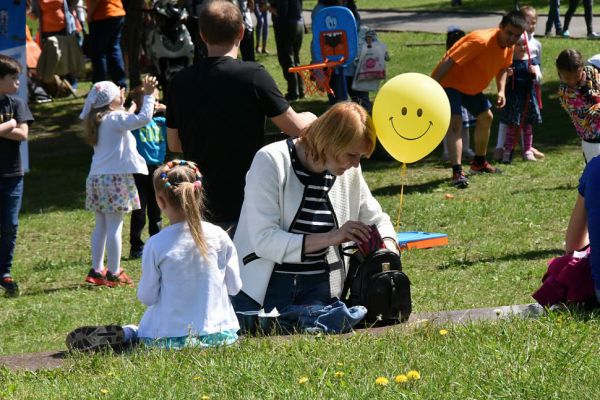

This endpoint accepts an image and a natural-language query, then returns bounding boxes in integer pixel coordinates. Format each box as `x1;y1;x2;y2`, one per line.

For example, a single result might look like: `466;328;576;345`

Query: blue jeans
230;272;331;313
545;0;562;34
0;176;23;277
254;6;268;48
89;16;127;88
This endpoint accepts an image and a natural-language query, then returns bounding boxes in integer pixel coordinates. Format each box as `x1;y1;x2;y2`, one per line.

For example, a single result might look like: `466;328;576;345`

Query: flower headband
160;160;203;190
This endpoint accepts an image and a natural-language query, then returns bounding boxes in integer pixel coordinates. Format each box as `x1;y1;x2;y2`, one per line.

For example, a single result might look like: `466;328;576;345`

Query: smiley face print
389;105;433;141
373;73;451;164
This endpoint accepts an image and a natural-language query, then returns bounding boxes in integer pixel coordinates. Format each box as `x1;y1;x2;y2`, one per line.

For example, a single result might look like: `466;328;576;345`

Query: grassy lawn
1;28;599;398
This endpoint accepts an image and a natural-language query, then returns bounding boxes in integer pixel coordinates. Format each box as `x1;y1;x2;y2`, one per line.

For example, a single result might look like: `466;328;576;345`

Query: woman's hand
330;221;371;246
143;75;158;95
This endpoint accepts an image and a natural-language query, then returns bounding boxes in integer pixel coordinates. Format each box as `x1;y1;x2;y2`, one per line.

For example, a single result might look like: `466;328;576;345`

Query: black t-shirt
166;56;289;222
0;95;34;178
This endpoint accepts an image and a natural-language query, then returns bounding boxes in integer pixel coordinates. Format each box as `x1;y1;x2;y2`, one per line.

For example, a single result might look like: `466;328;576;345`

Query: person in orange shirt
432;10;526;188
87;0;127;88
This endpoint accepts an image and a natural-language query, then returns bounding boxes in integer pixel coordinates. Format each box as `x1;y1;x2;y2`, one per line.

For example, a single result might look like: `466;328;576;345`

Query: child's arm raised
0;119;28;141
115;76;159;132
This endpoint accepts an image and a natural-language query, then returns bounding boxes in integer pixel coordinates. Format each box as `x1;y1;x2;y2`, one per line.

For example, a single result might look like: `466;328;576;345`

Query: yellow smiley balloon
373;73;450;164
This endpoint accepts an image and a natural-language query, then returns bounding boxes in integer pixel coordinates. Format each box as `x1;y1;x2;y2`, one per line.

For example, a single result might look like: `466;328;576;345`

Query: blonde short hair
301;102;376;164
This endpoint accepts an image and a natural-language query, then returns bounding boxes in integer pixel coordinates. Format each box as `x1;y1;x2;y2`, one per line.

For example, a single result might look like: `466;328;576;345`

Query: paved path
303;9;595;39
0;303;541;371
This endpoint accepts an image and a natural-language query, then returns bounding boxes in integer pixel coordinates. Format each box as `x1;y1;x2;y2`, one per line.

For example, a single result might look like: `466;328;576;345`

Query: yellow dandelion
334;371;345;378
193;376;202;382
439;329;449;336
406;370;421;380
298;376;309;384
336;362;344;367
394;374;408;383
201;396;210;400
375;376;389;386
100;389;109;395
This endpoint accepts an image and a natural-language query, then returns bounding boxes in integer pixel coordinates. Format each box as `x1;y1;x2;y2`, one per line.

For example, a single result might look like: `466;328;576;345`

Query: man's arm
271;107;317;137
0;120;28;141
495;69;509;108
167;127;182;152
431;57;455;83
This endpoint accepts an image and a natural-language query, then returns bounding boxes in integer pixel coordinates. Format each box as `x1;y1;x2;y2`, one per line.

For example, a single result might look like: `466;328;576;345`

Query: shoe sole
66;325;124;352
85;276;106;286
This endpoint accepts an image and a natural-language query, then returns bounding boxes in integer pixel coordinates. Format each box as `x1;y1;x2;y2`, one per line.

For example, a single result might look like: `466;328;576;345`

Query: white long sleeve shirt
137;221;242;338
88;95;155;176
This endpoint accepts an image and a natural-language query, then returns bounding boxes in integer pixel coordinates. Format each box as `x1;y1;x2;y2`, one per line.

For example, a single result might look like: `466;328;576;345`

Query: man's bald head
199;0;244;45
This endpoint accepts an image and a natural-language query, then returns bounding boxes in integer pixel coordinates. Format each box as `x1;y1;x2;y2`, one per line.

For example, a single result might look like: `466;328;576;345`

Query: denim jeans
263;272;330;312
545;0;562;34
89;16;127;88
0;176;24;277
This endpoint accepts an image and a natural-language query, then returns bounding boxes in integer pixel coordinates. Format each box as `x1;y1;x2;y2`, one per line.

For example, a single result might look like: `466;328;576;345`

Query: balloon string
395;163;407;231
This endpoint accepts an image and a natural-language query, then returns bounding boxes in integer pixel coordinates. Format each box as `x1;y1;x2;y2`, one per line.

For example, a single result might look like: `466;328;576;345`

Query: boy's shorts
445;88;491;118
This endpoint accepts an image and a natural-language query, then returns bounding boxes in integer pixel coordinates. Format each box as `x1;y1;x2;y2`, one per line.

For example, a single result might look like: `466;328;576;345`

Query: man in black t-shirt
166;0;316;234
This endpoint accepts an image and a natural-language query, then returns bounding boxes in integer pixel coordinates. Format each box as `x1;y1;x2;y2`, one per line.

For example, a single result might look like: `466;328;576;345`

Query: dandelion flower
334;371;345;378
100;389;109;395
298;376;309;384
201;396;210;400
336;362;344;367
439;329;449;336
375;376;389;386
193;376;202;382
394;374;408;383
407;370;421;380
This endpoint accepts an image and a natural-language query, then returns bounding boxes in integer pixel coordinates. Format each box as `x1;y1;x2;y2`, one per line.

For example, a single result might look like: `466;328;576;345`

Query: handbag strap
340;245;361;302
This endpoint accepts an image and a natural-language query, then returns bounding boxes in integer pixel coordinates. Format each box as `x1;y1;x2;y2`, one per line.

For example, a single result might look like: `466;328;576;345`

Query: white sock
91;212;107;272
104;212;124;274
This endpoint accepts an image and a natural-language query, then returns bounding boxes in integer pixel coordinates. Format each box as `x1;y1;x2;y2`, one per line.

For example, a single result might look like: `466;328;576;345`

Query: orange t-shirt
88;0;126;21
38;0;66;33
433;28;514;95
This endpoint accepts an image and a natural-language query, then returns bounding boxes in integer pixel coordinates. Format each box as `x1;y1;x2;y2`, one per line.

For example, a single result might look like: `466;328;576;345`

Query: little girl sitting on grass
556;48;600;163
66;160;242;351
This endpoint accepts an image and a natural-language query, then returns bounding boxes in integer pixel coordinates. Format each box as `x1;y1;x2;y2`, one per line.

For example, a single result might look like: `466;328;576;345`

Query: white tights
91;212;124;274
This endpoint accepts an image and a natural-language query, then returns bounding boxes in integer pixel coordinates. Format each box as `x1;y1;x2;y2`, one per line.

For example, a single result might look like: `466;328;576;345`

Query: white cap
79;81;121;120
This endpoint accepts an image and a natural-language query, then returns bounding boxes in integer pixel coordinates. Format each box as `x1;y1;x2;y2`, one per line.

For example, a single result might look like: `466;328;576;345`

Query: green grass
1;30;600;398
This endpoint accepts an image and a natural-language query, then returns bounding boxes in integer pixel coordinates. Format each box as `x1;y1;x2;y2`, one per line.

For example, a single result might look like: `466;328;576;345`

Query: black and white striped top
275;139;337;274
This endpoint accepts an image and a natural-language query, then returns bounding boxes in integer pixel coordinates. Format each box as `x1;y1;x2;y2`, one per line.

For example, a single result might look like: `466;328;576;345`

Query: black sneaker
452;170;469;188
0;276;21;297
66;325;125;352
129;247;144;259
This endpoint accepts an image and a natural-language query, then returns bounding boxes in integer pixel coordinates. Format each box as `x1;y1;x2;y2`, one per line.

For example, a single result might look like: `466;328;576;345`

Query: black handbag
341;246;412;324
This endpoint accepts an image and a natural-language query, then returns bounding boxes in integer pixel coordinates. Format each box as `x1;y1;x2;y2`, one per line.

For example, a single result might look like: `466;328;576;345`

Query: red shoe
451;170;469;188
85;268;106;286
105;270;134;287
469;160;502;174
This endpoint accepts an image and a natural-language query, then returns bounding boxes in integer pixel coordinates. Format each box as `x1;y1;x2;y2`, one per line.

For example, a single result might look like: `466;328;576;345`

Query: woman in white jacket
232;102;398;313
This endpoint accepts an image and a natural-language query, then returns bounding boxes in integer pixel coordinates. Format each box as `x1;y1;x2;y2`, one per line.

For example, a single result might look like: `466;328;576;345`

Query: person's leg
91;211;107;272
503;124;517;163
563;0;579;32
292;21;304;98
129;173;146;256
104;212;124;275
255;6;263;51
583;0;595;35
105;16;127;88
88;20;109;83
445;88;468;187
240;28;256;62
473;110;493;158
0;177;23;282
261;12;269;51
546;0;563;34
522;124;536;160
295;273;331;306
495;122;507;161
145;167;162;237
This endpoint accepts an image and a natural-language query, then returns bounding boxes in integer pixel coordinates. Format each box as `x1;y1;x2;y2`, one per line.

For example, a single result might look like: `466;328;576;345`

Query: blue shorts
445;88;492;117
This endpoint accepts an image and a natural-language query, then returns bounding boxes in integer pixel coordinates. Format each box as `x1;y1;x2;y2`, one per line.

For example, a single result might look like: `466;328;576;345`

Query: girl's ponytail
154;160;208;257
83;105;110;146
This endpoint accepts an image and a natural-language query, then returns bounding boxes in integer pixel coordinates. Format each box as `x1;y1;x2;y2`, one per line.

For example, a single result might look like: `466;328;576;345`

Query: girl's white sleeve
115;95;155;132
222;233;242;296
137;240;161;306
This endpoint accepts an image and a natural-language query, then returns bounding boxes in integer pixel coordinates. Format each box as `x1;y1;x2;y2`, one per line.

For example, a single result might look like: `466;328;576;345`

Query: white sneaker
523;150;537;161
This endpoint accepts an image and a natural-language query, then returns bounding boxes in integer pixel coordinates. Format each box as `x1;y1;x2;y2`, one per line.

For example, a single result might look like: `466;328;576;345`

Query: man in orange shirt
87;0;127;88
432;10;526;188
